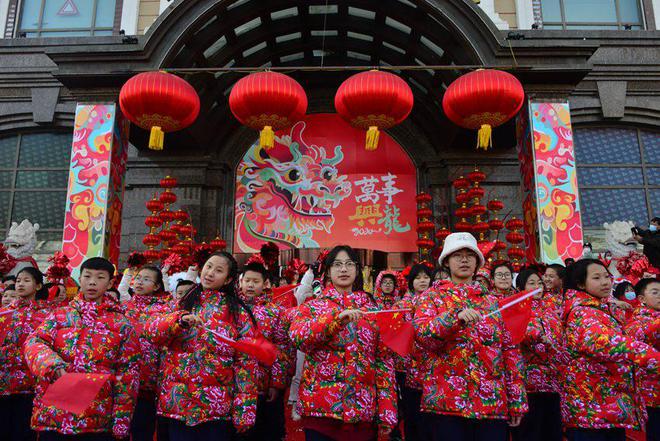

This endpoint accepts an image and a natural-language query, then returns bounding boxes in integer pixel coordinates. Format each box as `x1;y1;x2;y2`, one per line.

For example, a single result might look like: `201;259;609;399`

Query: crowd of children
0;232;658;441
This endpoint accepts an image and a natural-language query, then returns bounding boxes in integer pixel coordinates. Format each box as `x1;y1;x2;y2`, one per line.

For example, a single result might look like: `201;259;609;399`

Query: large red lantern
119;71;200;151
160;176;178;189
146;197;164;213
442;69;524;150
159;190;177;205
210;236;227;250
229;72;307;149
143;249;160;262
335;70;413;151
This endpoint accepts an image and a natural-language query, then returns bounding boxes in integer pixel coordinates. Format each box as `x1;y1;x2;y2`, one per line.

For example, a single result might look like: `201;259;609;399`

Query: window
540;0;644;30
0;133;71;241
18;0;118;37
575;127;659;227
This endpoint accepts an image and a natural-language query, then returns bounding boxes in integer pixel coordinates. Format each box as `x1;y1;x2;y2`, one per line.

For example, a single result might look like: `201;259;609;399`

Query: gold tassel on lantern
477;124;492;151
260;126;275;149
365;126;380;151
149;126;164;150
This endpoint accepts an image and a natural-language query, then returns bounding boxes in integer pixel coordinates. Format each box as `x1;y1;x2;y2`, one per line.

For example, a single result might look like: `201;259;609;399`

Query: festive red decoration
45;252;71;283
499;289;534;344
467;169;487;184
159;190;177;205
442;69;524;150
142;234;161;247
335;70;413;151
472;222;490;233
178;224;196;237
229;71;307;149
454;221;472;232
415;193;432;203
435;228;451;242
145;197;164;213
144;216;162;229
173;210;188;222
372;311;415;357
416;239;435;249
158;210;176;223
127;251;147;269
143;249;160;262
470;204;487;217
506;232;525;244
416;221;435;232
489;219;505;231
506;218;524;231
507;247;526;260
260;242;280;269
42;373;111;415
467;187;485;201
160;176;178;189
158;229;177;243
210;236;227;250
171;243;189;255
119;72;200;150
283;258;309;284
455;192;471;205
452;177;470;189
455;207;472;219
493;240;507;251
416;208;433;218
488;199;504;212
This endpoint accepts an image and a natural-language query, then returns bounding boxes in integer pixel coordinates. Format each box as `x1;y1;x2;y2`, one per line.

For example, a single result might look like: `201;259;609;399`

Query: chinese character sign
234;113;418;253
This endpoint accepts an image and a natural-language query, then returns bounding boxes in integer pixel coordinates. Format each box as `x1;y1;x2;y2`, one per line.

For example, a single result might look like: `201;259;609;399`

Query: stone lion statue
603;220;640;277
2;219;39;276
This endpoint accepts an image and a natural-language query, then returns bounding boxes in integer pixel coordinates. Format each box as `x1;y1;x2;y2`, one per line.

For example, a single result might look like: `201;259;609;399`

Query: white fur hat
438;232;485;268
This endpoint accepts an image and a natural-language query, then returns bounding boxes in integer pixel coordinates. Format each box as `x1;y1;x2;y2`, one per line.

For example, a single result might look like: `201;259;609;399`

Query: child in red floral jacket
562;259;660;441
237;259;294;441
124;265;172;441
0;267;49;441
625;277;660;441
145;251;258;441
24;257;141;441
289;245;397;441
413;233;528;441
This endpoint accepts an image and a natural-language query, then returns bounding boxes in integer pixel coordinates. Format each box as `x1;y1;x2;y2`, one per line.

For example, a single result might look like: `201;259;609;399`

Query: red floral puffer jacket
624;306;660;409
242;291;295;393
144;289;258;431
0;299;48;396
413;280;528;420
288;287;397;431
562;290;660;430
124;292;172;396
23;295;141;438
519;295;568;393
374;271;409;374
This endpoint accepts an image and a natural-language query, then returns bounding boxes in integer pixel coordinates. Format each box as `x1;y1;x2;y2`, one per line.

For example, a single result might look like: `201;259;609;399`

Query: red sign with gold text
234;113;417;253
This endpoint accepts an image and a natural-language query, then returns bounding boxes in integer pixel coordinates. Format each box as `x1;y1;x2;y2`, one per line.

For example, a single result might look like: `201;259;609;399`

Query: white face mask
624;291;636;301
650;225;658;232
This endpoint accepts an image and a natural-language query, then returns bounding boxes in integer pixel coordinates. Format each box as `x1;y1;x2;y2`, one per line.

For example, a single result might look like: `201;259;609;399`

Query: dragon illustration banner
234;113;418;253
62;104;129;278
517;102;584;264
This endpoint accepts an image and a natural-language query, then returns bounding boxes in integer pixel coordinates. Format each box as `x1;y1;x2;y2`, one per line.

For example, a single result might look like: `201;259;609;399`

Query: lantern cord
320;0;330;68
507;39;519;68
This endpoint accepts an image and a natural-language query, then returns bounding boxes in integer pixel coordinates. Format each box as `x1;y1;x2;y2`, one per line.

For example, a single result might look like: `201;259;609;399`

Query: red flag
372;311;415;357
41;373;111;415
231;335;278;366
497;289;535;344
271;284;298;308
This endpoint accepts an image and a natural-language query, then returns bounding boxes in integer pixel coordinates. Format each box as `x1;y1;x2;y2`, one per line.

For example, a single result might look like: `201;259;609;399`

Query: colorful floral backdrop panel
234;113;418;253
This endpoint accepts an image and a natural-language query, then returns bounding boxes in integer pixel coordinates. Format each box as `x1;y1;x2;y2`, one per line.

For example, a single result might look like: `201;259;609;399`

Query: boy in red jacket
24;257;141;441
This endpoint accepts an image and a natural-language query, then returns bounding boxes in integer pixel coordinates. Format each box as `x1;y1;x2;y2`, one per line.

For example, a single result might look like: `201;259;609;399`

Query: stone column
62;103;129;278
516;100;584;264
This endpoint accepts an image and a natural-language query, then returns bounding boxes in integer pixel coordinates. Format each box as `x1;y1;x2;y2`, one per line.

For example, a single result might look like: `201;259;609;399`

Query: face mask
624;291;636;301
650;225;658;232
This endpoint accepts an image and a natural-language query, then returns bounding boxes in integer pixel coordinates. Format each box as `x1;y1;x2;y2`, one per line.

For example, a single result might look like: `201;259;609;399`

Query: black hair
635;277;660;298
323;245;365;293
564;258;576;266
176;279;195;291
490;262;514;279
2;275;15;284
545;264;566;280
80;257;115;279
137;265;164;293
179;251;257;326
515;268;541;291
407;263;434;292
563;258;609;292
380;274;397;288
651;217;660;224
242;262;270;281
16;267;48;300
613;281;635;300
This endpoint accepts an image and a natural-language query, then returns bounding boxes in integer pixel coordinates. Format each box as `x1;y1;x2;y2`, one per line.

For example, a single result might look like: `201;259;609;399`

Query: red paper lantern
172;243;189;255
159;229;177;243
158;210;177;223
143;249;161;262
416;208;433;219
210;236;227;250
493;240;507;251
488;199;504;212
472;222;490;233
179;224;196;237
507;247;525;260
417;221;435;232
506;231;525;244
455;207;472;219
442;69;524;150
454;221;472;232
160;176;178;189
489;219;505;231
435;228;451;242
415;193;432;203
159;190;177;205
453;177;470;190
160;248;174;259
119;71;200;150
171;224;184;235
174;210;188;222
142;234;161;247
145;215;162;229
229;72;307;149
416;239;435;249
468;187;485;201
455;193;471;205
146;197;164;213
335;70;413;151
467;169;487;184
506;218;524;231
470;204;487;217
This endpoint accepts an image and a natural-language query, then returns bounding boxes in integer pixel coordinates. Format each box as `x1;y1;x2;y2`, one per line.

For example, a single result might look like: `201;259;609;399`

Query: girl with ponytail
145;252;259;440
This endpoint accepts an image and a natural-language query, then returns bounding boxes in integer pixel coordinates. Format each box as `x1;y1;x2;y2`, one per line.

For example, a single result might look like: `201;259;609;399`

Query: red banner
234;113;417;253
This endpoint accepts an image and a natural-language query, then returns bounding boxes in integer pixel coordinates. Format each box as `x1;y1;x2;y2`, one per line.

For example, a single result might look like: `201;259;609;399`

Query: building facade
0;0;658;267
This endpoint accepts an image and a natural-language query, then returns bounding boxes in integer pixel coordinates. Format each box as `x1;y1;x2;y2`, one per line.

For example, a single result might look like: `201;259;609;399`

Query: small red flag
498;289;535;344
231;335;278;366
42;373;111;415
373;311;415;357
271;284;298;308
